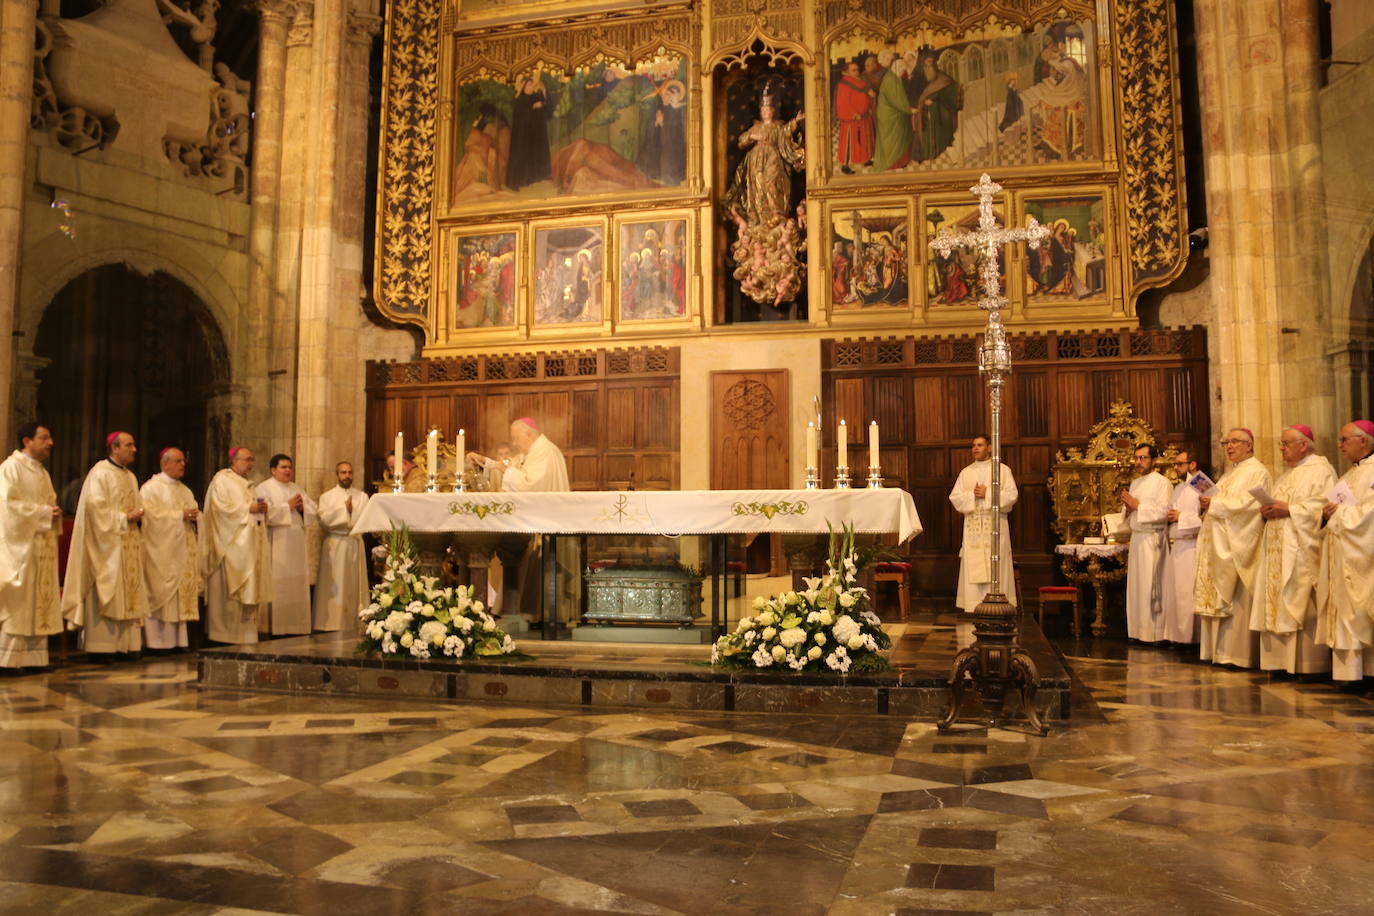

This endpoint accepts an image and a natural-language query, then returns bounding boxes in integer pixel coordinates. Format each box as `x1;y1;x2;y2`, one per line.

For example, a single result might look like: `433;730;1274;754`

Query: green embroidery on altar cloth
730;500;808;520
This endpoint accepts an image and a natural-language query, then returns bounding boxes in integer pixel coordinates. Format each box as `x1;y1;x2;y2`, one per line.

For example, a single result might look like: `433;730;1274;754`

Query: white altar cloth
351;489;922;543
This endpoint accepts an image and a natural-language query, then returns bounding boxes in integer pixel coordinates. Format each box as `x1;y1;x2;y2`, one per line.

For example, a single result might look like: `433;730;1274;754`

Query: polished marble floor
2;634;1373;915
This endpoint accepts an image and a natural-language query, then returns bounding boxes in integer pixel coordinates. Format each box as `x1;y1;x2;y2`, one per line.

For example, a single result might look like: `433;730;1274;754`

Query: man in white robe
141;447;201;652
1121;443;1172;642
0;424;62;671
948;435;1018;611
1195;427;1271;668
1252;425;1335;674
203;447;272;644
1315;420;1374;681
62;431;148;658
314;460;369;632
256;453;318;635
1162;450;1202;644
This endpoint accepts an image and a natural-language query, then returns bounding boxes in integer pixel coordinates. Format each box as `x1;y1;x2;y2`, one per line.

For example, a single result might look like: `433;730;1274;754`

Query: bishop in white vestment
1315;421;1374;681
141;448;202;651
948;436;1018;611
203;448;272;644
1121;444;1173;643
314;461;369;632
1252;426;1335;674
62;432;149;655
1195;428;1270;668
256;454;318;635
1161;451;1202;644
0;425;62;669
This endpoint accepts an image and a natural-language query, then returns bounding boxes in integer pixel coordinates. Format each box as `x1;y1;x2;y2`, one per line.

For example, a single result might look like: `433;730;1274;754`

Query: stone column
0;0;37;441
244;0;291;459
1195;0;1334;463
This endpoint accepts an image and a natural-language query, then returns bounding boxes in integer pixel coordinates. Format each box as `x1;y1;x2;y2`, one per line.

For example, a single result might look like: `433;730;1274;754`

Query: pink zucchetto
1354;420;1374;439
516;417;539;431
1236;427;1254;443
228;447;242;461
106;431;129;449
1286;424;1314;443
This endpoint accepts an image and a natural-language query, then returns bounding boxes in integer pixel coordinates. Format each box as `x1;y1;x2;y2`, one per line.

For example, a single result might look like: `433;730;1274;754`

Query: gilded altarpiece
375;0;1187;349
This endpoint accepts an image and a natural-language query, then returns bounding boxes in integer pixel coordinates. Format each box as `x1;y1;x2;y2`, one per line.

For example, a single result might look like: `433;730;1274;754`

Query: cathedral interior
2;0;1374;911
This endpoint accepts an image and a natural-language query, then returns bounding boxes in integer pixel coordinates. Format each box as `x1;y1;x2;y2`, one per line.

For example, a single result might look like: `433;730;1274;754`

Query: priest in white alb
141;447;202;652
1120;443;1172;643
0;423;62;670
61;431;148;658
203;447;272;644
1316;420;1374;681
1161;449;1202;644
948;434;1018;611
1251;425;1335;674
256;454;318;635
1194;427;1271;668
313;460;368;632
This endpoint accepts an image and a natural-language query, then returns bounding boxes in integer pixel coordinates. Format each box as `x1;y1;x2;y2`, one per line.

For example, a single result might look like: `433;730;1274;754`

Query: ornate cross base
937;590;1047;735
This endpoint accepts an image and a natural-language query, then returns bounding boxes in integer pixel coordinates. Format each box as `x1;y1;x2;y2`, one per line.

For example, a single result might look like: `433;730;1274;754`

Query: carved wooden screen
710;370;790;490
365;347;679;491
821;327;1209;598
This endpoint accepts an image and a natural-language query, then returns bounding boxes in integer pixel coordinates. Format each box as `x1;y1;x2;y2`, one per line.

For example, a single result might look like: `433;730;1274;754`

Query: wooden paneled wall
365;348;680;490
822;327;1210;599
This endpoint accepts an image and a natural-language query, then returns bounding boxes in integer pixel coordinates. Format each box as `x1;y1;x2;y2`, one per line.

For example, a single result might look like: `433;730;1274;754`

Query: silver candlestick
867;466;883;488
425;469;438;493
804;466;819;490
834;465;851;489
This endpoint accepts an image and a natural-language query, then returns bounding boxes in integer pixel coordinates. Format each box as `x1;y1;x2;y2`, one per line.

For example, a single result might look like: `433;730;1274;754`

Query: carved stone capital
287;0;314;46
252;0;292;27
346;9;383;44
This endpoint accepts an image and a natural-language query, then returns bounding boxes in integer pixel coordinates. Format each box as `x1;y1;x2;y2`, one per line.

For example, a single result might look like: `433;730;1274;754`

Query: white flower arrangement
357;526;518;660
711;524;891;675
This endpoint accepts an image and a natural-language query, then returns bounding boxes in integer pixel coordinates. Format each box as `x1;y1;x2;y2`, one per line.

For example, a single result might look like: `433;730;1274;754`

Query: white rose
814;632;827;646
756;610;776;626
847;634;864;650
761;627;777;641
366;621;383;640
736;616;754;632
482;618;496;632
420;603;436;617
838;592;857;608
771;645;786;661
779;628;807;649
819;611;835;626
807;646;822;660
752;596;769;610
473;601;485;614
379;593;394;609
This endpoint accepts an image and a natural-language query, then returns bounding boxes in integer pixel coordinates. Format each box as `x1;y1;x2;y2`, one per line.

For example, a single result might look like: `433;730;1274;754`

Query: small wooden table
1054;543;1128;636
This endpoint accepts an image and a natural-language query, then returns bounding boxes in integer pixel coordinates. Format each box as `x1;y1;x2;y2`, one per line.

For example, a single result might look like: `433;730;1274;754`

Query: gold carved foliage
377;0;441;326
1115;0;1187;293
709;0;808;66
454;14;694;77
820;0;1095;37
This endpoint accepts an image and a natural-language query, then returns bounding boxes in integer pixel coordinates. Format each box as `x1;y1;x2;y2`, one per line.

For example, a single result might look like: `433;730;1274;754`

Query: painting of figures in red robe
828;18;1097;176
454;231;518;329
924;204;1007;307
1024;196;1107;299
533;224;604;326
830;207;908;310
451;55;689;209
618;220;688;321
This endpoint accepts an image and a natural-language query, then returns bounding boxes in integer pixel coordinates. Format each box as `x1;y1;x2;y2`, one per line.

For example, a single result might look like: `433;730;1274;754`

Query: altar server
1195;427;1271;668
1121;443;1172;642
314;461;369;632
62;431;148;658
949;434;1018;611
1252;425;1335;674
1161;449;1202;644
141;447;201;651
256;454;317;635
0;424;62;671
203;447;271;644
1316;420;1374;681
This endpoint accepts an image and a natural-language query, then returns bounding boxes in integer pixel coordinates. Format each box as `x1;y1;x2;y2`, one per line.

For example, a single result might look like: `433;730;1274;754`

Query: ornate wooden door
710;370;789;490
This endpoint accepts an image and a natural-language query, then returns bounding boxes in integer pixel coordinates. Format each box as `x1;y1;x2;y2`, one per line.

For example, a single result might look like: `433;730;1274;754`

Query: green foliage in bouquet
357;525;517;660
711;524;892;675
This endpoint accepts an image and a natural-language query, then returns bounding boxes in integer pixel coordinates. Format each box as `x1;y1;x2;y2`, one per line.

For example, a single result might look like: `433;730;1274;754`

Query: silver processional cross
928;173;1050;596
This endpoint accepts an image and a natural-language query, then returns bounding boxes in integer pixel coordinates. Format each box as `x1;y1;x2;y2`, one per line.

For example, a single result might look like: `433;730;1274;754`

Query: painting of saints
871;56;912;172
619;220;687;321
637;80;688;185
911;54;961;164
455;232;517;328
507;77;554;190
927;207;1005;306
1024;197;1107;298
534;226;603;325
831;209;907;309
451;105;510;199
832;60;874;174
1033;36;1090;160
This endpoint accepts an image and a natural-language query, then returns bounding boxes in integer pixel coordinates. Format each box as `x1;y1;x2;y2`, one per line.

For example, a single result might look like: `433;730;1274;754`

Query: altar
351;488;921;639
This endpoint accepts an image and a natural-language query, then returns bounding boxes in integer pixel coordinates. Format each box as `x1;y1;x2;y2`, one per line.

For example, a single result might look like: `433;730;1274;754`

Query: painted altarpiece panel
452;228;520;330
921;200;1010;311
827;203;910;313
531;220;608;329
1022;193;1108;301
614;215;693;326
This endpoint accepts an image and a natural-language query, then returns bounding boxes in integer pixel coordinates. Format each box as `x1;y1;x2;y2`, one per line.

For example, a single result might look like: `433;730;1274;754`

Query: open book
1101;511;1130;538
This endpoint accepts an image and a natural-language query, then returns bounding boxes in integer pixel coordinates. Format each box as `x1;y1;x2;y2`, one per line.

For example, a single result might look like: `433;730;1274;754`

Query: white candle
806;421;817;470
838;419;848;469
394;432;403;482
426;428;438;476
457;428;465;469
869;420;879;469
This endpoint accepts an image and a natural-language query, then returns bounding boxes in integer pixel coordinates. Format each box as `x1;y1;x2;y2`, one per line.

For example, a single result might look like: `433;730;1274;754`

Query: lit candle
393;432;403;483
869;420;879;470
837;419;848;469
806;421;817;470
457;428;466;469
426;428;438;477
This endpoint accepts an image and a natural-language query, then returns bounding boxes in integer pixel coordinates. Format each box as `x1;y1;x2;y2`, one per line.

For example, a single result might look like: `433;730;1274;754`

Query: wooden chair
1037;585;1081;636
872;561;912;619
